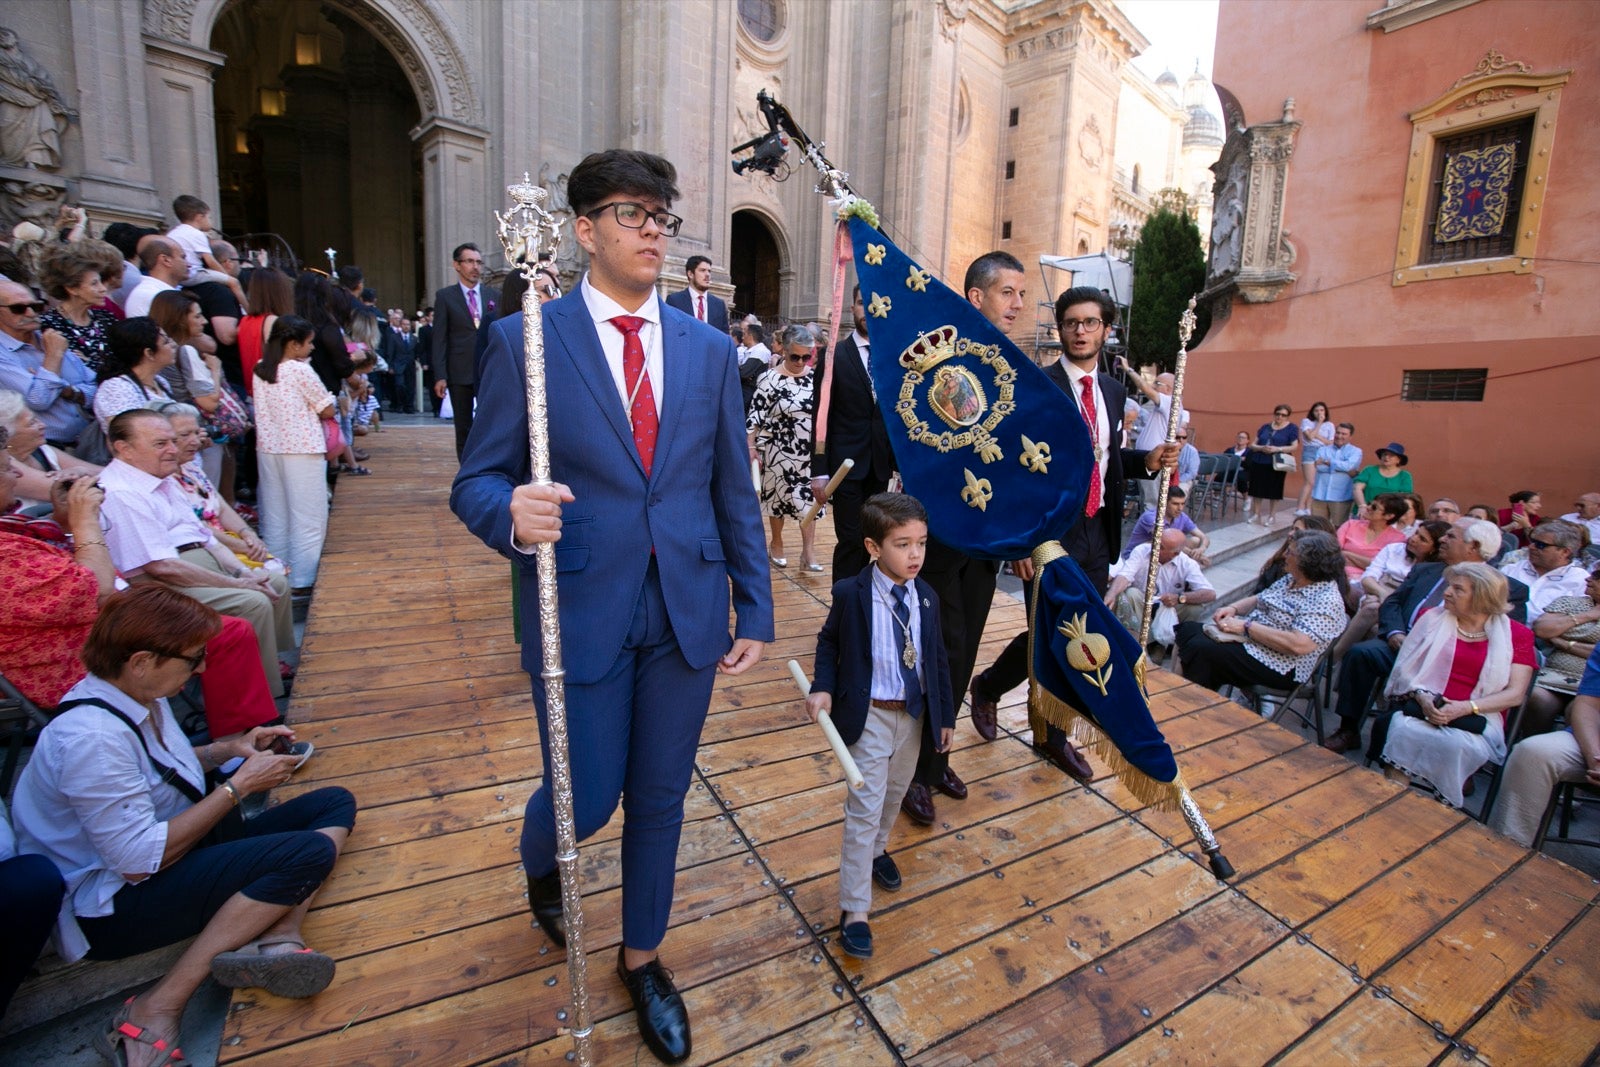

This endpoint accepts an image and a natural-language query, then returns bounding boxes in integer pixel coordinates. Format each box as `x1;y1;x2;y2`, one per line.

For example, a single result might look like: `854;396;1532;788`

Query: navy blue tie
891;584;924;720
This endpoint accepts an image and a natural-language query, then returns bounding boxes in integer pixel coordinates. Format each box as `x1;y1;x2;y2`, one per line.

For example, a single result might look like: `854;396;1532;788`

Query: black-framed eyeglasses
585;201;683;237
3;301;44;314
153;647;207;670
1060;317;1103;333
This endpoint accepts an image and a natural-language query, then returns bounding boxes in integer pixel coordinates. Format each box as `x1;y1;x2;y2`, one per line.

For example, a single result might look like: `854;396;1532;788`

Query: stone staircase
1198;514;1291;604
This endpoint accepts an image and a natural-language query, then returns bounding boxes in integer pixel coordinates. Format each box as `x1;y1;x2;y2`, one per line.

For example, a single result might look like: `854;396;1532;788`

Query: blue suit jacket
450;291;774;684
665;286;729;334
811;568;956;747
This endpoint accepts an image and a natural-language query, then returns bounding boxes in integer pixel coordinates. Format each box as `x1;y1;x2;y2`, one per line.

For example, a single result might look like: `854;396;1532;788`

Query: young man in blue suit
664;254;729;332
451;150;772;1065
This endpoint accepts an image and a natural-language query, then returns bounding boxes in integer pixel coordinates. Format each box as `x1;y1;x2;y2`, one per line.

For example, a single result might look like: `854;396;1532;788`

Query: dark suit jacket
432;283;489;387
1379;561;1531;637
809;335;894;484
1044;364;1152;561
451;292;774;683
665;286;729;333
812;568;957;747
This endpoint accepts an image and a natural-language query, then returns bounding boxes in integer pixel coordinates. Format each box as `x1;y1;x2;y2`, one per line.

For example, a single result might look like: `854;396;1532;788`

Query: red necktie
466;288;480;326
610;316;658;476
1079;375;1102;517
696;293;705;321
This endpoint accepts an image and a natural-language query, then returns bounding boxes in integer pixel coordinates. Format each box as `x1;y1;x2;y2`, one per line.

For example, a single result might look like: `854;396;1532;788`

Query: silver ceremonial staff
1135;296;1236;881
494;175;593;1064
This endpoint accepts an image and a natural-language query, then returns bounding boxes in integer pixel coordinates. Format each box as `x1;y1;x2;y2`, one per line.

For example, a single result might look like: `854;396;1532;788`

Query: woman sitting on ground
0;386;101;513
1369;562;1536;808
0;448;279;740
1177;530;1349;695
1335;493;1408;581
11;585;355;1067
1523;562;1600;735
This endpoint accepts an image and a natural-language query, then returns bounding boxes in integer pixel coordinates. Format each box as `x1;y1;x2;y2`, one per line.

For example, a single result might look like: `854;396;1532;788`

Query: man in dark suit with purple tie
452;150;772;1065
432;242;488;459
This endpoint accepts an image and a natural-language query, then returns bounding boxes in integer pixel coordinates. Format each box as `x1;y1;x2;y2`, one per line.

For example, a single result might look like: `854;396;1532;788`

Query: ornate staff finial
495;172;562;277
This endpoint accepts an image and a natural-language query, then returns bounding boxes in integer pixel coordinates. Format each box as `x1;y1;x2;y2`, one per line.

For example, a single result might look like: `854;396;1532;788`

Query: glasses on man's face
3;301;44;315
1176;435;1188;441
1529;539;1560;550
585;201;683;238
1060;317;1103;333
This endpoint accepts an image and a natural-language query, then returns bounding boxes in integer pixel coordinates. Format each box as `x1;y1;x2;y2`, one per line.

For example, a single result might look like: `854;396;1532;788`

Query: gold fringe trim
1029;675;1189;812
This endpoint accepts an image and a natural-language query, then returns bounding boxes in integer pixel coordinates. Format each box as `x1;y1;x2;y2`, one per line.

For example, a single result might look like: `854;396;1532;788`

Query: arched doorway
730;210;783;321
210;1;422;309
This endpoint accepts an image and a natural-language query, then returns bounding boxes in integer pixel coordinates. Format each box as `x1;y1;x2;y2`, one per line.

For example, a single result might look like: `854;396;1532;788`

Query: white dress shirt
580;273;664;417
11;674;206;961
869;565;924;701
1561;511;1600;545
98;458;217;573
1112;542;1212;598
1063;361;1110;489
1499;557;1590;617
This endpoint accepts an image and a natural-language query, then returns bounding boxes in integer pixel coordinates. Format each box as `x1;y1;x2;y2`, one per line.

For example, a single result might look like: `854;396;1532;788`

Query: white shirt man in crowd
1561;493;1600;546
1498;519;1590;616
1105;528;1216;638
123;238;188;317
96;409;295;697
1120;357;1189;509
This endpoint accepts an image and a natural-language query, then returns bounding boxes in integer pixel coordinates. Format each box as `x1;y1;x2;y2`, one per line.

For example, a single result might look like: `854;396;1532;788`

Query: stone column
142;34;225;226
881;0;961;278
67;2;163;224
414;117;490;297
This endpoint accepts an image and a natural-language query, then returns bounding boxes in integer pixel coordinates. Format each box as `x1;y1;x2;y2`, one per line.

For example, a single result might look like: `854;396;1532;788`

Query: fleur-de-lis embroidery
864;244;887;266
906;266;931;292
868;293;892;318
1020;436;1051;473
960;468;993;511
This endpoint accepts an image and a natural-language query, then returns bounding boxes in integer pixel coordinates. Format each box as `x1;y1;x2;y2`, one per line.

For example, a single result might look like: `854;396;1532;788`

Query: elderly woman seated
1523;560;1600;735
0;437;278;741
1176;530;1349;696
11;585;356;1067
1367;562;1536;808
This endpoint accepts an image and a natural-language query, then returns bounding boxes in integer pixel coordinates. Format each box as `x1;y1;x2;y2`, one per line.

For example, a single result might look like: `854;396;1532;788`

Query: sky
1118;0;1221;83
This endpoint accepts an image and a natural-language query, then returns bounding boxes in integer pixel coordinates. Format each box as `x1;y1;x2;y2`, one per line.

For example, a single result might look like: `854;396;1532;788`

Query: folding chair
1533;780;1600;850
1217;454;1244;519
1472;672;1538;825
1190;453;1221;519
1234;648;1333;744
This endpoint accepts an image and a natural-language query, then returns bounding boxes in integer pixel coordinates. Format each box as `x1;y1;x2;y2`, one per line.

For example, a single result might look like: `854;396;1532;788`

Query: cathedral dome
1156;69;1180;102
1183;104;1223;148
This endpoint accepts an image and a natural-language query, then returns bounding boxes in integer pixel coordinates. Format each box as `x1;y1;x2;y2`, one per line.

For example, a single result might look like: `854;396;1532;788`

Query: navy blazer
811;568;957;747
1378;560;1531;636
450;292;774;684
665;286;729;334
809;335;894;484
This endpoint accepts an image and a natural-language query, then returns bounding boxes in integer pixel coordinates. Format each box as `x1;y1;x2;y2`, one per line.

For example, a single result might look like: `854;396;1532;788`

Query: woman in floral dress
746;324;823;571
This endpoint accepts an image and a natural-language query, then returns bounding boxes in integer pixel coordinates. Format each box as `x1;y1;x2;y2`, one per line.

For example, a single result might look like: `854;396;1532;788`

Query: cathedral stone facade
0;0;1215;341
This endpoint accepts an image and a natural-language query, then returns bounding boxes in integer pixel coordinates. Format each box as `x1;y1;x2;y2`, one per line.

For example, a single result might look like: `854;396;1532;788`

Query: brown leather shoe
900;781;936;825
935;766;967;800
969;679;999;741
1034;737;1094;782
1320;727;1360;754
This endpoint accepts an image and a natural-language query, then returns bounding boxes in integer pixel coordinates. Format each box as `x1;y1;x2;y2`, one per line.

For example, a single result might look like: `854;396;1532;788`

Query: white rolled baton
799;456;853;528
751;457;761;494
787;659;866;789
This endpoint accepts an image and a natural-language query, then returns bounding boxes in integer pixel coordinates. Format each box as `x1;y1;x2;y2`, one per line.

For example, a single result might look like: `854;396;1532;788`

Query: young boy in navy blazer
806;492;955;958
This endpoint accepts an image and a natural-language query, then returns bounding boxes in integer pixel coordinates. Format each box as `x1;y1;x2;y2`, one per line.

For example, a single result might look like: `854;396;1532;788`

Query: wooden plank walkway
218;425;1600;1066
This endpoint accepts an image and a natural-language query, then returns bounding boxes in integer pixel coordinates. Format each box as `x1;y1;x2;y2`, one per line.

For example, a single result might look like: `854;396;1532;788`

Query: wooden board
216;426;1600;1065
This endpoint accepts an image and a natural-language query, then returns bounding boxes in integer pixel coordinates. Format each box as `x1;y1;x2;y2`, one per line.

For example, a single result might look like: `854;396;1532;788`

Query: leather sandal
94;997;186;1066
211;937;335;998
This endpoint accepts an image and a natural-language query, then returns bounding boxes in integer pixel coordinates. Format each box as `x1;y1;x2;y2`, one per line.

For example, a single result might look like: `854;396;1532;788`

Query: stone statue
0;28;74;170
1209;157;1245;277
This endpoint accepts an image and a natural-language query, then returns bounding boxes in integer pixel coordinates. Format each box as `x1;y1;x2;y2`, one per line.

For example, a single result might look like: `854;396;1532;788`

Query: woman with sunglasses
746;323;823;571
1244;403;1299;526
11;584;355;1066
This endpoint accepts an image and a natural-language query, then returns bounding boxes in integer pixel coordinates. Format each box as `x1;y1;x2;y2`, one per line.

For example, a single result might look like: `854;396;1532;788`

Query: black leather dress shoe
838;914;874;958
969;679;999;741
936;765;968;800
1034;737;1094;783
900;781;936;825
527;869;566;948
872;852;902;891
617;949;692;1064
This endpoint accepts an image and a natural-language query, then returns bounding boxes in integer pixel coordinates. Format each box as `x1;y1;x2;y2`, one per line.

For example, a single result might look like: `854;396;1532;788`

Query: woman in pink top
1335;493;1408;581
251;316;334;594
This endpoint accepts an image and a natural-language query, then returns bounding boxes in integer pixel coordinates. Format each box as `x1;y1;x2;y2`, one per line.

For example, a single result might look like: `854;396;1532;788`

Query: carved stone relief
0;28;75;170
1078;114;1104;170
1205;99;1299;304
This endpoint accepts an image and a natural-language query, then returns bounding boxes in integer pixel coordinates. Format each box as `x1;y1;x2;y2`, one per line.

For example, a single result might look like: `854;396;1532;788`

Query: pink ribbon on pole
813;218;853;452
